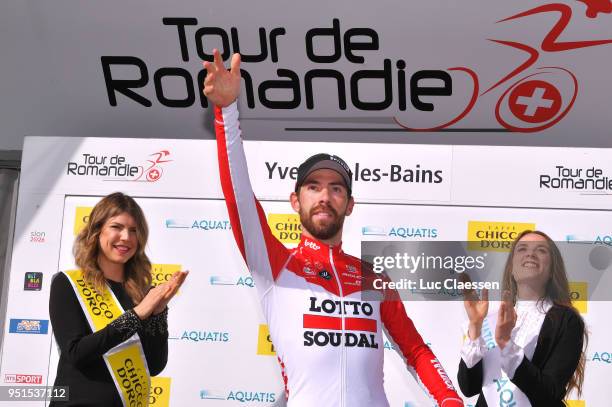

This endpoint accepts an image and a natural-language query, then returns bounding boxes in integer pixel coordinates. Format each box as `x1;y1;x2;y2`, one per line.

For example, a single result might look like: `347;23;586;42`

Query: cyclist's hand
202;49;241;107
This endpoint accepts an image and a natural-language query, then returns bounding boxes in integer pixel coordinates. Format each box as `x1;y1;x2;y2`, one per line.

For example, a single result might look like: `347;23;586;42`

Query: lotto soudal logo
9;319;49;335
4;374;43;384
66;150;172;182
303;297;378;349
539;165;612;192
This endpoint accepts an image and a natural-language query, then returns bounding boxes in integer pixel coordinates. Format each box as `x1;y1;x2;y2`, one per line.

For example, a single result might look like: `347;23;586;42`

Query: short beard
299;204;346;241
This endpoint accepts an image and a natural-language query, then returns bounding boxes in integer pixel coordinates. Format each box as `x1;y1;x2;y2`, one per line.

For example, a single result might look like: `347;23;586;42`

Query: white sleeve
460;336;487;369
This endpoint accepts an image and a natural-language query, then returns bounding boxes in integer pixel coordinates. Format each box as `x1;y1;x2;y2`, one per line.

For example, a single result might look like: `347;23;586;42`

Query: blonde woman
458;230;587;406
49;192;187;406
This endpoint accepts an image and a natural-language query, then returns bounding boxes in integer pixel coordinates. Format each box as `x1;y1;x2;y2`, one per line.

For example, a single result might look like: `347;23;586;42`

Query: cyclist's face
291;169;354;241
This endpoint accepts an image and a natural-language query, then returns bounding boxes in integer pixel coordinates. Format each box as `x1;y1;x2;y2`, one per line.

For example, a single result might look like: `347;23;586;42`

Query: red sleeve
381;299;464;406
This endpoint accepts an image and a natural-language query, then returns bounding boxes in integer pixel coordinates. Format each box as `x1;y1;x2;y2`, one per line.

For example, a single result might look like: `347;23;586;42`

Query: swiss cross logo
509;80;562;124
146;167;161;182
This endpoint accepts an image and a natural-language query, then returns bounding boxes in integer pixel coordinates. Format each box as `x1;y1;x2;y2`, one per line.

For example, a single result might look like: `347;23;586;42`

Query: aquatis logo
66;150;172;182
165;219;231;230
362;225;438;238
209;275;255;288
199;388;276;403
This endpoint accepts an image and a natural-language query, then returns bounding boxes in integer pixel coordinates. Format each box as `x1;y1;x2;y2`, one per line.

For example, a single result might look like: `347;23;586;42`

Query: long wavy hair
501;230;587;398
73;192;152;304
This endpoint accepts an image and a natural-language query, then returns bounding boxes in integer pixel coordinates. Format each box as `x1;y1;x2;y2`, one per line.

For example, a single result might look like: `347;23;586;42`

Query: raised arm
203;50;290;294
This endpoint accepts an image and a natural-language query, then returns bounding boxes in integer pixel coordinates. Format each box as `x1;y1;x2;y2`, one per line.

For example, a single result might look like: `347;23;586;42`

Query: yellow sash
63;270;151;407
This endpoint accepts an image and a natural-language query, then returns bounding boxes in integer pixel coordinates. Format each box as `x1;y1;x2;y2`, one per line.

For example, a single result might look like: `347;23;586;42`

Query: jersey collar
298;235;344;257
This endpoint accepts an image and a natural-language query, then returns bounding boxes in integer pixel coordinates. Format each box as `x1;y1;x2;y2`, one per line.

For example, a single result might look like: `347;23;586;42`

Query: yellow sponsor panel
467;221;535;252
257;324;276;356
569;282;588;314
107;343;150;406
151;264;182;288
74;207;94;236
268;214;302;244
566;400;585;407
149;377;171;407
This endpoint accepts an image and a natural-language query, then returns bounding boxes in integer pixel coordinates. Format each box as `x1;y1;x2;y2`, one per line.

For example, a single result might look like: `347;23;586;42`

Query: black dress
48;272;168;407
457;305;584;407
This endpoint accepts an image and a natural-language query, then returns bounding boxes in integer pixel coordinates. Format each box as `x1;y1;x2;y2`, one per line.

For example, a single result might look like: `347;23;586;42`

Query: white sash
481;300;551;407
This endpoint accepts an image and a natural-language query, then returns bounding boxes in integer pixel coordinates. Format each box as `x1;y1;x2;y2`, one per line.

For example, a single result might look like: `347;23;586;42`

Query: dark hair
501;230;587;397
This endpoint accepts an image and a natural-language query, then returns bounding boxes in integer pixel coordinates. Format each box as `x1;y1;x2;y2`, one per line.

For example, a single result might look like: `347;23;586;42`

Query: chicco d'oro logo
66;150;172;182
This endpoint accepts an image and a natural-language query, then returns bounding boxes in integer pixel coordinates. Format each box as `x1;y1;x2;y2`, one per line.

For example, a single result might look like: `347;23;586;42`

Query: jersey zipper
329;247;345;407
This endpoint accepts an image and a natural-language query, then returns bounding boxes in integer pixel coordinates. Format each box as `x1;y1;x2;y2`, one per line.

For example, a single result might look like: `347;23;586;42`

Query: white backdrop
0;136;610;406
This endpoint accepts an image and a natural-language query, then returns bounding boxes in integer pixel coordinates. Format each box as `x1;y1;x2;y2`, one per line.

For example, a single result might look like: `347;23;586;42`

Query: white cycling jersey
214;102;463;407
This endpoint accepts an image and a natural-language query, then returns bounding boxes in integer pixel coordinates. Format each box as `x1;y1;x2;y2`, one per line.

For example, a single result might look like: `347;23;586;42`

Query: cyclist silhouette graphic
394;1;612;132
578;0;612;17
135;150;172;182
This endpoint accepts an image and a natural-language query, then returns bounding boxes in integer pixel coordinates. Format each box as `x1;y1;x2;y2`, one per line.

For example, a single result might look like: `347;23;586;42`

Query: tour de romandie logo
392;0;612;133
66;150;172;182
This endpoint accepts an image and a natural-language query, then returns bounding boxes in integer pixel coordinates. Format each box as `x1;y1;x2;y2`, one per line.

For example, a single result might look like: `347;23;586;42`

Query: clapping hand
462;274;489;341
153;270;189;315
133;270;189;319
495;290;517;350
